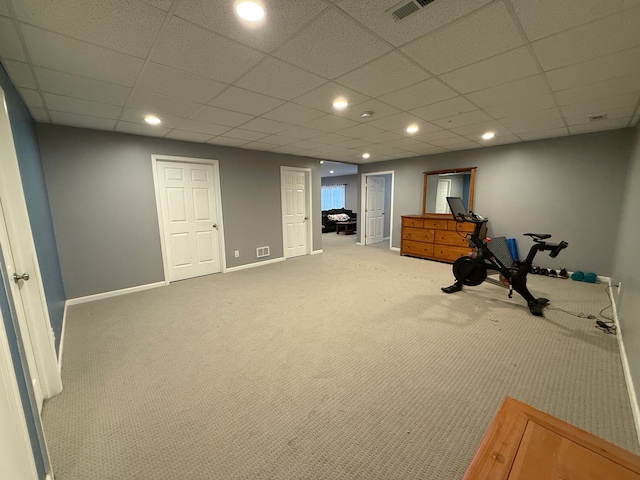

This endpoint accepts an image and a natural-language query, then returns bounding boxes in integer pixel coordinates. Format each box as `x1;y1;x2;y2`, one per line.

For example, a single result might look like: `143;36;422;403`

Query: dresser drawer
434;245;471;262
402;227;435;243
402;217;424;228
435;230;471;247
448;220;474;232
402;240;435;258
423;219;448;230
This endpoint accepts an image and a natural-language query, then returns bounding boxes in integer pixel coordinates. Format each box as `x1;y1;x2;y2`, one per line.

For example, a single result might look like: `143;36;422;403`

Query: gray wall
612;123;640;410
0;64;66;353
321;174;358;212
36;124;322;299
359;128;634;275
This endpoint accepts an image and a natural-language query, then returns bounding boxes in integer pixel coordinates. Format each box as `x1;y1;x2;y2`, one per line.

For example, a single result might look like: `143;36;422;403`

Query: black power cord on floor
547;285;617;335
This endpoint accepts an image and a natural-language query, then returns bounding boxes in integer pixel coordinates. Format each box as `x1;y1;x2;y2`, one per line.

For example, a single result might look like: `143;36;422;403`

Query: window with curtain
321;184;346;210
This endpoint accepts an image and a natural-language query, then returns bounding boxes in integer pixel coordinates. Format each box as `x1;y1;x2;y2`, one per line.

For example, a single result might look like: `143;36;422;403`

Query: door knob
13;272;30;283
212;223;218;228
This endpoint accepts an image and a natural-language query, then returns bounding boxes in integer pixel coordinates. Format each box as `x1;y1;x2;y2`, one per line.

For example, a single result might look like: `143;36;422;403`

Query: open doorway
360;171;394;249
320;161;358;235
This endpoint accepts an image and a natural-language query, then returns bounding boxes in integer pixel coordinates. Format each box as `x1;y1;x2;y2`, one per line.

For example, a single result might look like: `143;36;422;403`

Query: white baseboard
607;279;640;446
311;249;323;255
66;281;165;306
58;303;69;374
225;257;284;273
390;246;400;252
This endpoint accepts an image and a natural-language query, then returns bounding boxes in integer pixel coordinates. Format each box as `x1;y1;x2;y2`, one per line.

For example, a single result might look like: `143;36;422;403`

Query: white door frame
280;166;312;258
359;171;395;249
0;87;62;402
151;155;227;283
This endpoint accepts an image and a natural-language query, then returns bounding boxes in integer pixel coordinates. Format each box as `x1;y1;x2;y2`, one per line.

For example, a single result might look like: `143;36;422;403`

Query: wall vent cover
588;114;608;122
257;246;270;258
389;0;436;21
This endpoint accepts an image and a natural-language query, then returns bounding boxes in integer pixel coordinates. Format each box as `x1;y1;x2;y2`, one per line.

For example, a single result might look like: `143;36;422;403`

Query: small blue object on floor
584;272;597;283
571;271;584;281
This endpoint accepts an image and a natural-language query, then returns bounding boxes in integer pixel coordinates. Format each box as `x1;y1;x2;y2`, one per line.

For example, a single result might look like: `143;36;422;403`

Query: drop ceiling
1;0;639;164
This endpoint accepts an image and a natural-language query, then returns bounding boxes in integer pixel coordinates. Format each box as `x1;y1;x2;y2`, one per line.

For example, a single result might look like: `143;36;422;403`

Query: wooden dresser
401;214;484;263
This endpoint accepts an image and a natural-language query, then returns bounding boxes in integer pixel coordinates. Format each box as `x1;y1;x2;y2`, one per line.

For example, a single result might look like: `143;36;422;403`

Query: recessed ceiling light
362;153;370;159
235;1;265;22
361;111;374;119
329;170;334;174
482;131;495;140
319;160;324;164
332;99;349;110
144;115;161;125
406;124;419;134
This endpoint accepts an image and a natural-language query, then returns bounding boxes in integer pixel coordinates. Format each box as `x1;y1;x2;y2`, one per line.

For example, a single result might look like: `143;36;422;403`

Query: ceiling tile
568;117;631;134
445;140;482;151
165;130;213;143
310;133;352;145
440;47;539;93
175;0;328;53
44;93;123;119
127;90;202;118
13;0;165;58
22;24;144;86
359;131;404;144
173;119;232;136
301;114;359;133
411;96;478;121
219;128;269;141
116;120;169;137
501;109;565;133
2;60;36;89
531;7;640;71
50;111;117;130
414;130;457;142
262;103;326;124
367;112;423;131
240;117;292;135
28;107;49;122
337;123;386;139
243;141;280;151
485;93;557;119
560;92;640;118
465;75;550;108
0;0;10;16
136;63;227;104
0;16;27;61
151;17;265;84
378;78;458;111
450;120;509;137
140;0;172;12
274;8;391;79
190;105;253;127
401;2;523;75
235;57;326;101
545;46;640;91
432;110;493;129
337;0;493;47
565;106;636;126
510;0;640;42
335;52;430;97
206;136;249;147
208;87;284;116
428;134;473;147
517;127;569;142
18;88;43;108
278;125;326;140
257;135;299;146
555;74;640;106
34;67;131;106
292;82;369;114
336;138;370;149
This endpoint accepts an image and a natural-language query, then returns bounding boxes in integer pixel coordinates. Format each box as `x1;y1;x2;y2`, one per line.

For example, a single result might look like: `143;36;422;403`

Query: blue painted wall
0;62;66;353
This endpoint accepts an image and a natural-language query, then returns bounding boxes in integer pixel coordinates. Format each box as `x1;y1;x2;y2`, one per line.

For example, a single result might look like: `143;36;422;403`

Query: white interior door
365;176;385;245
435;178;452;213
157;161;221;282
0;87;61;407
281;168;309;258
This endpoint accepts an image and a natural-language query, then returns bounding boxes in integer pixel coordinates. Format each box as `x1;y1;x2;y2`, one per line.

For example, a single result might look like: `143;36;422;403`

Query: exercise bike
441;197;568;316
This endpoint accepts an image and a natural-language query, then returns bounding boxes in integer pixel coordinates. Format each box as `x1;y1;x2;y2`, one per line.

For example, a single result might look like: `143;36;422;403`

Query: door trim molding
280;166;312;259
151;155;227;282
360;171;395;249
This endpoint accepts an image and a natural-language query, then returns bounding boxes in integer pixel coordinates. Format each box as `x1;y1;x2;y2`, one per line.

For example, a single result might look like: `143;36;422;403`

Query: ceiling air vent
389;0;436;21
588;114;608;122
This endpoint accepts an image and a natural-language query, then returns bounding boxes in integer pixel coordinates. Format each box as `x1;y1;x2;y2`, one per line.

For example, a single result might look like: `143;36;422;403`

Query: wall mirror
422;167;476;216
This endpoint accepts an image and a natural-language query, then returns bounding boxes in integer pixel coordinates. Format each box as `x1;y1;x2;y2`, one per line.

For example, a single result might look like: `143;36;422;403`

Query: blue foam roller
507;238;519;262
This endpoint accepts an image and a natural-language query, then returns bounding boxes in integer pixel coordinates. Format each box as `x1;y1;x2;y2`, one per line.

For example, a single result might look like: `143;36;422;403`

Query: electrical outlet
234;250;239;258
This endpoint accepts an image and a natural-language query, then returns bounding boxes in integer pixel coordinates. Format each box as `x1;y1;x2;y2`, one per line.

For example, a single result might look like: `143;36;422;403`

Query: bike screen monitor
446;197;467;222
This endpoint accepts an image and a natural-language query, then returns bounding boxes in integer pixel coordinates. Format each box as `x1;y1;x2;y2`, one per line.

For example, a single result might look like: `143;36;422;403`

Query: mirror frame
422;167;476;216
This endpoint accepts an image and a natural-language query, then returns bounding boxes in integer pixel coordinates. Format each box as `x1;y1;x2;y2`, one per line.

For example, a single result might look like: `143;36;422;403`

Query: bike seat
523;233;551;241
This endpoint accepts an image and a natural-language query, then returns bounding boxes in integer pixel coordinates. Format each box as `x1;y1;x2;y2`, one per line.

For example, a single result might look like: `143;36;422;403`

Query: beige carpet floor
42;233;639;479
